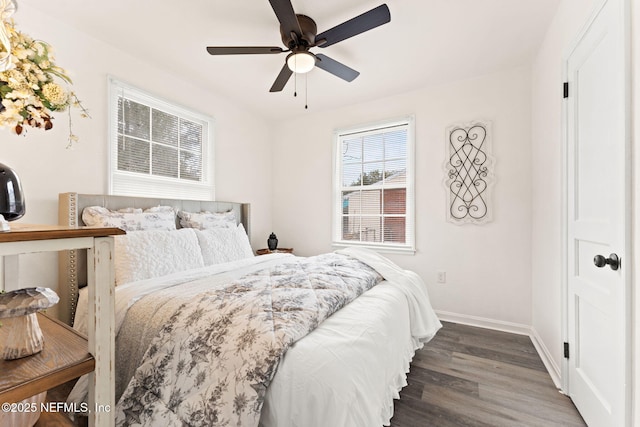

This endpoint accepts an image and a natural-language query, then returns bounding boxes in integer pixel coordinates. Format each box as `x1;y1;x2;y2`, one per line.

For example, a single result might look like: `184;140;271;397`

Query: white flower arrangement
0;3;89;147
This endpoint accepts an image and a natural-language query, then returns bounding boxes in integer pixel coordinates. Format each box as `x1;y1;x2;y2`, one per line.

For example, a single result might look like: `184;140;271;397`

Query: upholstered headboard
57;192;251;325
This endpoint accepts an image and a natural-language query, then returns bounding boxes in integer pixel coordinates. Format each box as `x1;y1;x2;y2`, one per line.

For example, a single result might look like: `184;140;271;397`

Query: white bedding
72;248;441;426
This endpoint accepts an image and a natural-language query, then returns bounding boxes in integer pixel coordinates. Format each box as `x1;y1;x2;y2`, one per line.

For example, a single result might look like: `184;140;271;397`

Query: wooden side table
0;313;94;402
0;224;124;427
256;248;294;255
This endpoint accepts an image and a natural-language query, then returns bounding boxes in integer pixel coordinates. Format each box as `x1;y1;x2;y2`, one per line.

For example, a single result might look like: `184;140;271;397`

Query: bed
58;192;441;427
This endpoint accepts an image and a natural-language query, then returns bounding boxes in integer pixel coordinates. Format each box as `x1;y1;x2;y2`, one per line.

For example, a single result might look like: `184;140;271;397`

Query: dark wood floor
390;322;586;427
41;321;585;426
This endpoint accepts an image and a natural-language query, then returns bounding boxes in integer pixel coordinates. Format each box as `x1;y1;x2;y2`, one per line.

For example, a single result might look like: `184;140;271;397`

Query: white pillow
194;224;254;265
177;210;236;230
114;229;204;285
82;206;176;231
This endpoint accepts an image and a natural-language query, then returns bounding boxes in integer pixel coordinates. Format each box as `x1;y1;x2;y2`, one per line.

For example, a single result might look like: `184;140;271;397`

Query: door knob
593;253;620;271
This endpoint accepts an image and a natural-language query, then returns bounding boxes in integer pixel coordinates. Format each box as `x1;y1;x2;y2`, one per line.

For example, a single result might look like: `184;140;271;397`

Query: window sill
332;242;416;255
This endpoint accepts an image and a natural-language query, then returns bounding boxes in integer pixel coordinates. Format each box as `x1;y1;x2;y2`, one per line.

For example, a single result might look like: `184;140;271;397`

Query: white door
564;0;630;425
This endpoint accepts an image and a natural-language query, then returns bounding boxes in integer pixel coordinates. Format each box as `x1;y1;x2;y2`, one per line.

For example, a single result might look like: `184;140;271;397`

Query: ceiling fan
206;0;391;93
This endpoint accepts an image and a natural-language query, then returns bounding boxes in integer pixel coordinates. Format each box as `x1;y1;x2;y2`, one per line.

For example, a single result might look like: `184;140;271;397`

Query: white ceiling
21;0;560;121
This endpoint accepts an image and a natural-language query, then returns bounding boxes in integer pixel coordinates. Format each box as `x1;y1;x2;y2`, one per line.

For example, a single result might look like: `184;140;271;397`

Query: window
333;117;415;252
108;77;214;200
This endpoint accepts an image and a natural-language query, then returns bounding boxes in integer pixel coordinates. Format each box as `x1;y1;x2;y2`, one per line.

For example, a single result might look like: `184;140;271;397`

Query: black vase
0;163;25;221
267;233;278;251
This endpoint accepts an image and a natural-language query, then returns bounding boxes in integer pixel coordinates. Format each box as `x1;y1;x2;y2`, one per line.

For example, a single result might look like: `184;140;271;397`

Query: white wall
271;66;534;327
2;5;274;317
632;0;639;424
530;0;598;383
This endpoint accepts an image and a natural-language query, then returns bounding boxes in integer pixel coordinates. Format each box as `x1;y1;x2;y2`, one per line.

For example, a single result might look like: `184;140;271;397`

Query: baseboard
529;327;563;389
435;310;531;336
435;310;563;390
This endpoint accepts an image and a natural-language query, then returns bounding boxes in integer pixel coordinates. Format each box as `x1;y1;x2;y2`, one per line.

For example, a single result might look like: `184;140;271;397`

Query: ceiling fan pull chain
305;73;308;109
294;67;297;97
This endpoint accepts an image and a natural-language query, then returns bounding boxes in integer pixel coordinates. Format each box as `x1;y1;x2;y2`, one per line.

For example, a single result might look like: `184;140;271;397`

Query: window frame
108;76;215;200
332;116;416;253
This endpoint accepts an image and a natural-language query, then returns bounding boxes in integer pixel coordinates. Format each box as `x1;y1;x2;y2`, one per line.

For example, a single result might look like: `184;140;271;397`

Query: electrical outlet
437;271;446;284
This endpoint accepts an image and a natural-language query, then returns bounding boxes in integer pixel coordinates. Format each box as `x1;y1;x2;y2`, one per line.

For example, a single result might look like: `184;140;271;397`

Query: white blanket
261;247;441;427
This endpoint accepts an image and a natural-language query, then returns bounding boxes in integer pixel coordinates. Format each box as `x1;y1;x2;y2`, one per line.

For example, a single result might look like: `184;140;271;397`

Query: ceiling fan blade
206;46;285;55
270;63;293;92
268;0;302;39
315;4;390;48
315;54;360;82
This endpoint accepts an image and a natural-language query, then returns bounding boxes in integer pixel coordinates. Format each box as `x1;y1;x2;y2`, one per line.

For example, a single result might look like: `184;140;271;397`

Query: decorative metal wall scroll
444;121;494;224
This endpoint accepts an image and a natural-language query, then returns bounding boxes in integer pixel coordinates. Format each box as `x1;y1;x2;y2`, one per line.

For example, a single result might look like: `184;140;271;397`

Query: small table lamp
0;162;25;231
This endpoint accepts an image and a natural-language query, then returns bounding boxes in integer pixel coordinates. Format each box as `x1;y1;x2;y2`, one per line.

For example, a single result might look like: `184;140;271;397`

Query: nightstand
256;248;294;255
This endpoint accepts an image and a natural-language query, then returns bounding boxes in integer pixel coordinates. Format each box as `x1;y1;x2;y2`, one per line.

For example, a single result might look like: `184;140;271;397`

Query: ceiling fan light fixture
286;51;315;73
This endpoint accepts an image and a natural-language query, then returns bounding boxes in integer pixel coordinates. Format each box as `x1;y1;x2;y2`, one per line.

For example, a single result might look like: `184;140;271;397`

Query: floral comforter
115;253;383;426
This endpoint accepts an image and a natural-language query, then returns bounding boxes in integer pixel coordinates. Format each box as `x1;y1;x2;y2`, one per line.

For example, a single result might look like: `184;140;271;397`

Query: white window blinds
108;77;214;200
333;117;415;252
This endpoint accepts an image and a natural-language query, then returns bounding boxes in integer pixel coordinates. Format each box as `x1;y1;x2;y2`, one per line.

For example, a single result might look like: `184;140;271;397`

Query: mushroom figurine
0;287;59;360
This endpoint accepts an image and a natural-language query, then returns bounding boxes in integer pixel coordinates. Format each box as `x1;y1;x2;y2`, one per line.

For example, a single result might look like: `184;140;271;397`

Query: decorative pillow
194;224;254;265
82;206;176;231
114;229;204;286
177;210;236;230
